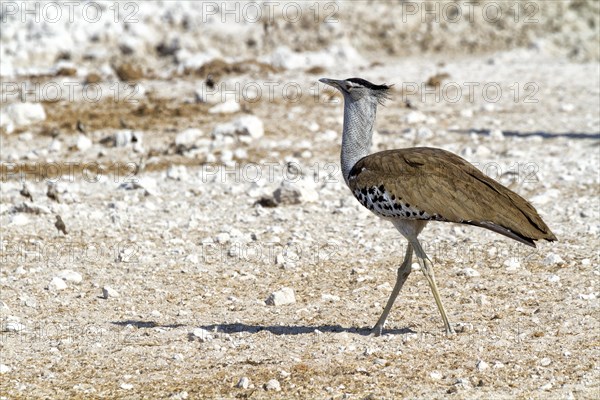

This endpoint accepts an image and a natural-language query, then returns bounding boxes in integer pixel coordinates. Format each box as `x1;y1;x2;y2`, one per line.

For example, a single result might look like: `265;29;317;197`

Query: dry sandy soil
1;1;599;399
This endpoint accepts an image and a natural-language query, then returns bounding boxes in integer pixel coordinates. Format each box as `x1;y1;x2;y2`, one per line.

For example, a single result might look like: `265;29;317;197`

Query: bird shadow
109;320;416;336
111;320;186;329
196;323;415;336
451;128;600;140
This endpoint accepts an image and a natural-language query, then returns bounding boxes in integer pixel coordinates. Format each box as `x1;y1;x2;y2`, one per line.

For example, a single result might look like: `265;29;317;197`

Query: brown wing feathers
348;147;557;246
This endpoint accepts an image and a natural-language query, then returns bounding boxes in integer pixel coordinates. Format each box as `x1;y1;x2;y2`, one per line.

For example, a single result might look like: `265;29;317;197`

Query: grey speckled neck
340;96;378;186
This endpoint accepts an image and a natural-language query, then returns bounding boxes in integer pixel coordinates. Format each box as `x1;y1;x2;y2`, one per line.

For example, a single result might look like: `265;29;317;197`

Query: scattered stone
58;270;82;284
76;135;92;151
3;102;46;127
540;357;552;367
264;379;281;391
208;99;240;114
237;376;250;389
115;63;143;81
503;259;520;271
430;371;443;380
166;165;189;181
48;277;67;291
0;364;11;374
489;129;504;140
547;274;560;283
175;128;204;149
3;320;25;332
273;179;319;205
321;294;340;302
190;328;213;342
476;360;489;371
212;115;264;141
266;287;296;306
120;383;134;390
102;286;120;299
85;72;102;84
460;108;474;118
458;268;480;277
404;111;426;124
543;253;565;266
560;103;575;112
10;203;51;215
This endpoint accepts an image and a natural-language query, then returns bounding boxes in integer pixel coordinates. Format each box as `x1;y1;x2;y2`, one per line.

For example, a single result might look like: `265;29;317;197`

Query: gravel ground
1;1;599;399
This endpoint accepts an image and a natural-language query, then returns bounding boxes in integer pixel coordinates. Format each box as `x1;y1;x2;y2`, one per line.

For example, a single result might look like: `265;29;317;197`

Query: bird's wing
348;147;556;245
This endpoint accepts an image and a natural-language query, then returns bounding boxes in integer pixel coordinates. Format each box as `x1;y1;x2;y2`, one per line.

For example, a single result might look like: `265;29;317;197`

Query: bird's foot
369;325;383;337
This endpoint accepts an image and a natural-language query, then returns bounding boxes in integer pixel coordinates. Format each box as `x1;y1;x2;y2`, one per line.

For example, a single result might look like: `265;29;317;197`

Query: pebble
76;134;92;151
175;128;204;148
547;274;560;283
58;270;82;284
191;328;213;342
273;179;319;205
3;102;46;127
264;379;281;391
489;129;504;140
48;277;68;291
540;357;552;367
212;115;264;140
430;371;443;380
120;383;134;390
503;258;520;271
3;320;25;332
237;376;251;389
102;286;120;299
0;364;11;374
458;267;480;277
321;294;340;302
266;287;296;306
209;99;240;114
476;360;489;371
543;253;565;266
404;111;426;124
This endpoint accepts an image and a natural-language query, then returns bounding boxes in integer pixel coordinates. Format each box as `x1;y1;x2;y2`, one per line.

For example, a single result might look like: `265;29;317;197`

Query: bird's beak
319;78;343;89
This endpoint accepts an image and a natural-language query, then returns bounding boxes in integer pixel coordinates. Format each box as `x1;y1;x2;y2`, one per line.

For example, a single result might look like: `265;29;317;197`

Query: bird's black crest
347;78;391;91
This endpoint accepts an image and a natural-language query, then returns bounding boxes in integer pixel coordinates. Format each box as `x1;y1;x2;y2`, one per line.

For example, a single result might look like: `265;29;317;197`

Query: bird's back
348;147;557;247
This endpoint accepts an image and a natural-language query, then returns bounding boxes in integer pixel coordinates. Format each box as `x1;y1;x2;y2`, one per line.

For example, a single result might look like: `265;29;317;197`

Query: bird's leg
370;244;413;336
411;239;455;335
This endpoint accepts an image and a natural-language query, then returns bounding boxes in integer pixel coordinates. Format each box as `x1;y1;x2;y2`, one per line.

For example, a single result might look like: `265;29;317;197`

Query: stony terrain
1;1;599;399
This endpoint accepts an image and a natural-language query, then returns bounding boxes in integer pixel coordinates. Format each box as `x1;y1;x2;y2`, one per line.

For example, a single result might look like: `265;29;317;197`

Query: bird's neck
341;98;377;185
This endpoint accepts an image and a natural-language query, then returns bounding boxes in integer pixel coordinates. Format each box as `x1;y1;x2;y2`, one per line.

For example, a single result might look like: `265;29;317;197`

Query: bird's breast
351;184;434;220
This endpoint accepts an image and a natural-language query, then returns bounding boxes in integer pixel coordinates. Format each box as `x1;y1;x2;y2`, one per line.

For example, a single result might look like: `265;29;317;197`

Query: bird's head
319;77;391;105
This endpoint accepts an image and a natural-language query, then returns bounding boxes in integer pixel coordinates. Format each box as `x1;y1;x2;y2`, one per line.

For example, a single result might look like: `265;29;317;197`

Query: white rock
237;376;250;389
547;274;560;283
10;214;29;226
489;129;504;140
120;383;133;390
175;128;204;148
264;379;281;391
58;270;82;284
476;360;489;371
460;108;474;118
3;321;25;332
191;328;213;342
503;259;520;271
404;111;426;124
273;179;319;205
560;103;575;112
3;103;46;127
48;277;67;291
166;165;188;181
215;232;230;243
212;115;264;140
458;268;480;277
0;364;11;374
543;253;565;266
76;135;92;151
102;286;120;299
209;99;240;114
540;357;552;367
49;140;62;152
430;371;443;380
321;294;340;302
266;287;296;306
